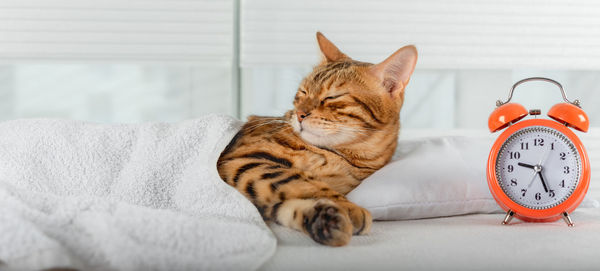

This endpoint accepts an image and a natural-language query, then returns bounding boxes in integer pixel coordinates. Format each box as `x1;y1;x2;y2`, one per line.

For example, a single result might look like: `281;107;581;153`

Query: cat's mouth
298;126;335;147
290;116;355;147
299;124;326;138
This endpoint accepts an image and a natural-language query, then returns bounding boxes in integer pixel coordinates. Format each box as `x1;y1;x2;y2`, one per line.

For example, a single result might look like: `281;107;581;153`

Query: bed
262;208;600;270
0;118;597;270
260;129;600;271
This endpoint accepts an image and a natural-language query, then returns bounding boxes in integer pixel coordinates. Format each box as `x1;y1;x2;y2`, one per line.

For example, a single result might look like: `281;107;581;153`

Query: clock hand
520;162;540;190
538;144;552;166
537;171;549;193
526;171;538;189
518;162;535;169
536;144;553;193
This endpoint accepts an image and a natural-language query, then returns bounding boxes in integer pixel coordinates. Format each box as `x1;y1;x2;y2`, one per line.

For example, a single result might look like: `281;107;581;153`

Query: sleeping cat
217;32;417;246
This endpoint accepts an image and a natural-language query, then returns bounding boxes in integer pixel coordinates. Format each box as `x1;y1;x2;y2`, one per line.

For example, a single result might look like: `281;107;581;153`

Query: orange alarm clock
487;77;590;226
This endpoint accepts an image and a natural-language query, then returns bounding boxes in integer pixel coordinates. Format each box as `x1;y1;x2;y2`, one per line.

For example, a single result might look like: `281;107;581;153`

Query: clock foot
502;210;515;225
562;212;574;227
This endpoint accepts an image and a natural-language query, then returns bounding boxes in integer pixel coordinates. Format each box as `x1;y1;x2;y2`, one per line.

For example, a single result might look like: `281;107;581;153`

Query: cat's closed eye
320;93;348;105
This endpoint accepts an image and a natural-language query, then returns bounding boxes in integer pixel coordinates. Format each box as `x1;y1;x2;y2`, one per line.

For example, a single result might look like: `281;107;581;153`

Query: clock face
496;126;581;209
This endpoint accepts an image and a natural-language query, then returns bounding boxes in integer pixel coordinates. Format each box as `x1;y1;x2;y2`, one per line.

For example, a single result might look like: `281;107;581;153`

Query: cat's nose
296;110;311;123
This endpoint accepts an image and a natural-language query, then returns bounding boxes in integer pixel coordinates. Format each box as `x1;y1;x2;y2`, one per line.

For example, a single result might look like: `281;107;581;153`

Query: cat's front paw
302;199;352;246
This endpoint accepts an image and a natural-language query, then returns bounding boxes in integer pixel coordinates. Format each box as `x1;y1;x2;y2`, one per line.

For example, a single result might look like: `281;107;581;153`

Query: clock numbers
510;178;517;186
535;192;541;201
560;180;565;188
564;166;570;174
518;140;556;151
521;189;527;196
507;165;514;172
560;152;566;160
518;140;560;153
509;151;521;159
549;190;555;198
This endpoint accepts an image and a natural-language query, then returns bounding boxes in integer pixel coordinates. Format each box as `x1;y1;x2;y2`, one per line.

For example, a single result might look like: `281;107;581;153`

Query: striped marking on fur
233;163;263;184
270;174;302;191
246;181;257;200
242;152;292;167
350;96;383;124
261;171;284;179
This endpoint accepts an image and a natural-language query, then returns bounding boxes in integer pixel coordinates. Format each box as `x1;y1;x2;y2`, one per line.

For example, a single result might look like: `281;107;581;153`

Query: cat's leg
257;173;356;246
271;179;372;243
220;160;368;246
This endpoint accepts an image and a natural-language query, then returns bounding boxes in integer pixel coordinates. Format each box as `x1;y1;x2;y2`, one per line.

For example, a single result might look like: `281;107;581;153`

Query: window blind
0;0;233;64
241;0;600;69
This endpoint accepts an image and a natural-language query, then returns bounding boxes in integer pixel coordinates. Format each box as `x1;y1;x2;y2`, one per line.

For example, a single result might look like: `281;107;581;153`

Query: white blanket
0;114;276;271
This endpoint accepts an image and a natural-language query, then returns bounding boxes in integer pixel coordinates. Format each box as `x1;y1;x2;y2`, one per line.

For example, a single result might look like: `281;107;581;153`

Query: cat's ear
316;32;349;64
370;45;418;99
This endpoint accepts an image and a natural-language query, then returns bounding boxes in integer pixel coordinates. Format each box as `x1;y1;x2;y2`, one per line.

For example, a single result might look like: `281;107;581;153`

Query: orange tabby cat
217;32;417;246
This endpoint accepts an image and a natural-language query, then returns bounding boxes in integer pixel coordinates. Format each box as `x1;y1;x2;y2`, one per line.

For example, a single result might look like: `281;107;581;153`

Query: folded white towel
0;114;276;271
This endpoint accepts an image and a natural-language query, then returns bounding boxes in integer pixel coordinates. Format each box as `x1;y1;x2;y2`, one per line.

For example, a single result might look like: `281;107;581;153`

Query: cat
217;32;417;246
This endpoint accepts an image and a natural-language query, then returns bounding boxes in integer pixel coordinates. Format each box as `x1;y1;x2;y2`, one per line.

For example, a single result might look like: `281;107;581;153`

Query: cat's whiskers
331;121;380;131
266;124;293;134
336;126;377;135
315;121;379;136
245;117;293;134
244;119;288;132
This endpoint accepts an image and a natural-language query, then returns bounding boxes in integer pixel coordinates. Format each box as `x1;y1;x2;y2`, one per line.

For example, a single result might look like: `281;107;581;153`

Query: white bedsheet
261;208;600;271
260;128;600;271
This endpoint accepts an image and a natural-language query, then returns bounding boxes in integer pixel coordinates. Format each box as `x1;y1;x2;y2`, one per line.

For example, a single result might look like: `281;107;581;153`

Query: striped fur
217;33;417;246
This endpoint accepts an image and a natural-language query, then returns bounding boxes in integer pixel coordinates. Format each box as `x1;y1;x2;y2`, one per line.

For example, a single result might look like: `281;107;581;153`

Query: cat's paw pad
303;200;352;246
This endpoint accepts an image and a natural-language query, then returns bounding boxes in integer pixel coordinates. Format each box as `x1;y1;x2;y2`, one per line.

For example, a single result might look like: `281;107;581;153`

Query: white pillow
347;135;599;221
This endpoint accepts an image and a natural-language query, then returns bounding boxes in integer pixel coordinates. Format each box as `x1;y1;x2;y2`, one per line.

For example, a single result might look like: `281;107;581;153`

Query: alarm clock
487;77;590;226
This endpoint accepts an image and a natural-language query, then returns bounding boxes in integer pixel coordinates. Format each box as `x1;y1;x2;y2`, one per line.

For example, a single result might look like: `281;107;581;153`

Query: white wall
0;0;599;128
0;0;235;123
240;0;600;128
241;68;600;129
0;64;232;123
241;0;600;69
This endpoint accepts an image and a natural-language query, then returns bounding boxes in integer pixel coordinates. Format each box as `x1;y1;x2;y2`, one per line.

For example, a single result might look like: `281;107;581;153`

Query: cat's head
290;32;418;147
